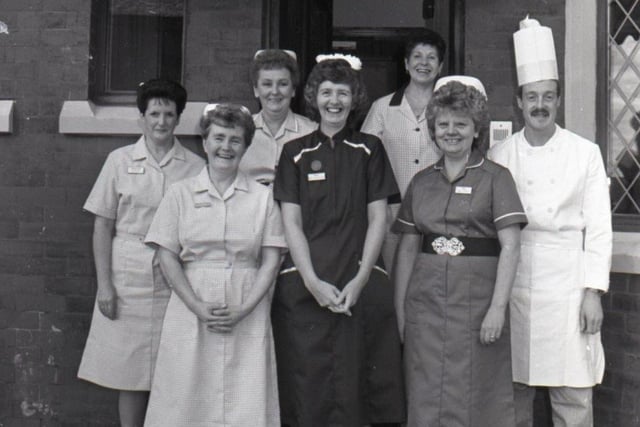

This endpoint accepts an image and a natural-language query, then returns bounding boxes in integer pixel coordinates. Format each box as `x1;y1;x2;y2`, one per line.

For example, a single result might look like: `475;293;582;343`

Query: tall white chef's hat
513;16;558;86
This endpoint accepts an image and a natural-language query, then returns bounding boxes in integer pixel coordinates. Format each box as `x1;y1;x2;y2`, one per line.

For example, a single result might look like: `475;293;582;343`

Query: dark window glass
90;0;184;104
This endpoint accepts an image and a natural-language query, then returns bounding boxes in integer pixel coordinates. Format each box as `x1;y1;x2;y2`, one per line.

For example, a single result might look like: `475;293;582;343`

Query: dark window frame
89;0;186;105
598;0;640;231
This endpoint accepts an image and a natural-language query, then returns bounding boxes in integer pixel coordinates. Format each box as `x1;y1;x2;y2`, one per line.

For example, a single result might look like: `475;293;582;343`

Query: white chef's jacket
488;125;612;387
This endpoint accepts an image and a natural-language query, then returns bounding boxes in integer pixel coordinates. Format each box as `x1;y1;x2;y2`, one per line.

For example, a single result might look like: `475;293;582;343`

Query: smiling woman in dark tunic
272;54;405;427
393;76;527;427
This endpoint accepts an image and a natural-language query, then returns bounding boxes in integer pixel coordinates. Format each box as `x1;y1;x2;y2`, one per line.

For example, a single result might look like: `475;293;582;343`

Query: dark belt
422;233;500;257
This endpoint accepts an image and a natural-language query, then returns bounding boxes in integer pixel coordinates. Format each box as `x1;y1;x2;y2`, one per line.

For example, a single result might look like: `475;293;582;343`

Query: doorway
263;0;464;112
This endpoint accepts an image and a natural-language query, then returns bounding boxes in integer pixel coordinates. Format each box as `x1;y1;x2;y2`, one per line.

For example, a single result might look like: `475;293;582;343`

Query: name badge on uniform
308;172;326;182
127;166;145;174
194;202;212;208
455;186;472;194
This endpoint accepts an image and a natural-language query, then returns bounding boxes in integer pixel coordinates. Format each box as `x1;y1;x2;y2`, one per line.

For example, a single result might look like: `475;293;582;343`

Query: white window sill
612;232;640;274
58;100;208;136
0;100;15;133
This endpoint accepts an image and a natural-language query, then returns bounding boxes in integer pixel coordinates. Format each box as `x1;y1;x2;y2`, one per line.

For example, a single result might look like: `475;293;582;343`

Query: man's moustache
531;108;549;117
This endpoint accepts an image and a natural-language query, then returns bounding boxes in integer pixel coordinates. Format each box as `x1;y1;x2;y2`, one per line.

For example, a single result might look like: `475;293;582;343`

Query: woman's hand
480;305;506;345
207;305;249;333
97;283;117;320
306;278;342;311
337;274;368;313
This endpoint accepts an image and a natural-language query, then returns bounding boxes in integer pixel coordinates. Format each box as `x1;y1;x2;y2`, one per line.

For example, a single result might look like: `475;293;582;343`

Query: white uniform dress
489;125;612;387
239;110;317;185
143;168;286;427
78;137;204;390
361;87;441;270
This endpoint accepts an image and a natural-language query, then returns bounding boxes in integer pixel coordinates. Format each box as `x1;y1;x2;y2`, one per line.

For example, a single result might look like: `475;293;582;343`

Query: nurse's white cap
513;15;558;86
434;75;487;99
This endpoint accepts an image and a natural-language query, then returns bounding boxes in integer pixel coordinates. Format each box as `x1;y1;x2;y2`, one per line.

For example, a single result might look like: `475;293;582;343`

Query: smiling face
518;79;561;135
253;67;295;116
433;109;478;160
142;98;179;145
316;81;353;134
203;123;247;172
405;43;443;86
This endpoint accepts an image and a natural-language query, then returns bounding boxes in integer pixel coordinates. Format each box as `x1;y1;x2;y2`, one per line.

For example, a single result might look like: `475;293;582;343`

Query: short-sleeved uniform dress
392;150;527;427
240;110;317;185
143;168;286;427
78;137;204;390
273;128;406;427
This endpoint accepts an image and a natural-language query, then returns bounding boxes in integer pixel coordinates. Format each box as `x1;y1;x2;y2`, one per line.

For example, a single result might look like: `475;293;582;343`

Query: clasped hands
192;301;247;333
306;276;367;316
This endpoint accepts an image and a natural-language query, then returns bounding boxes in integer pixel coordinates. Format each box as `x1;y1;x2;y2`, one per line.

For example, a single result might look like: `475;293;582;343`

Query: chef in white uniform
488;16;612;427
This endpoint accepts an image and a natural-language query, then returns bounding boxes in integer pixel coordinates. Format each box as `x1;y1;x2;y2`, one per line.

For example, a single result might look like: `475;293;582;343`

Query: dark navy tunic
273;128;405;427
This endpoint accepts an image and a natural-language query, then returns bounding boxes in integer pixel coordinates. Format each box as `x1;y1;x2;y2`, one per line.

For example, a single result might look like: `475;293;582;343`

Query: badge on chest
455;186;472;195
308;159;326;181
127;166;145;174
308;172;326;182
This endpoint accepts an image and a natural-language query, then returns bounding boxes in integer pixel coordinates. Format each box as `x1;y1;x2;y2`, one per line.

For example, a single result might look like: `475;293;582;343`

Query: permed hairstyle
199;103;256;148
404;28;447;63
303;58;368;124
136;79;187;116
426;80;490;152
250;49;300;88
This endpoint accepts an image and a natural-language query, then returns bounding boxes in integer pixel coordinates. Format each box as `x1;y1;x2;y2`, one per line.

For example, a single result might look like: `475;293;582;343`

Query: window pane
609;0;640;214
91;0;184;101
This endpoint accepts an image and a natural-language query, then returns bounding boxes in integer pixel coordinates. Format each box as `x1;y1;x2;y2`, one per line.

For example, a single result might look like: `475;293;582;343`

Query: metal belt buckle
431;236;465;256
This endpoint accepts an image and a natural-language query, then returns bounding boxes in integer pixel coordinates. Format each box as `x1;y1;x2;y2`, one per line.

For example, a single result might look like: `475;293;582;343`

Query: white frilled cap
434;75;487;99
513;15;558;85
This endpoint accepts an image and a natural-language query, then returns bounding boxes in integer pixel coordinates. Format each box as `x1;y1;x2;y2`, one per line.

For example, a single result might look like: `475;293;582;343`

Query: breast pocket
119;172;158;209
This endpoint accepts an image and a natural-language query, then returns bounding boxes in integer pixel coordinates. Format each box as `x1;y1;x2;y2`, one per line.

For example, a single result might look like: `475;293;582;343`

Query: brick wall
0;0;638;425
0;0;262;425
597;273;640;426
465;0;565;129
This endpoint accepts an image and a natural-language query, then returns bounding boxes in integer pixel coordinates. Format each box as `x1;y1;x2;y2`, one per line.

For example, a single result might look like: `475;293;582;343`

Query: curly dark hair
199;103;256;147
250;49;300;88
136;79;187;116
426;80;490;152
303;58;368;125
404;29;446;63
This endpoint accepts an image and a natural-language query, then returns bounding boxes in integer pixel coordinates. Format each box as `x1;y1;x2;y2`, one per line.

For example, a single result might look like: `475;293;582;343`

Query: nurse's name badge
127;166;145;174
307;172;326;182
455;186;472;194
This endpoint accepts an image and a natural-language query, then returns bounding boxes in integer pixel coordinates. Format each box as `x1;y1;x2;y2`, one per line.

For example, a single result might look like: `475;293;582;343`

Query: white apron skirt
77;233;170;390
510;230;605;387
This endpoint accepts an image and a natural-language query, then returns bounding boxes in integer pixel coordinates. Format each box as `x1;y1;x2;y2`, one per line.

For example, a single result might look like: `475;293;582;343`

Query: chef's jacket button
414;127;420;132
527;180;533;185
550;179;555;184
547;207;553;213
414;159;419;164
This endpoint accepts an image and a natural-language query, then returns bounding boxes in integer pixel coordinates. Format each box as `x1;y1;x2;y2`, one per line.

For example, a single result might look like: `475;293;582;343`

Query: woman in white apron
78;79;205;426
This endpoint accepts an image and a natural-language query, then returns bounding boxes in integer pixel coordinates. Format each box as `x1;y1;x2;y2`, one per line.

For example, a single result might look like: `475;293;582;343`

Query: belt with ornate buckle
421;234;500;257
